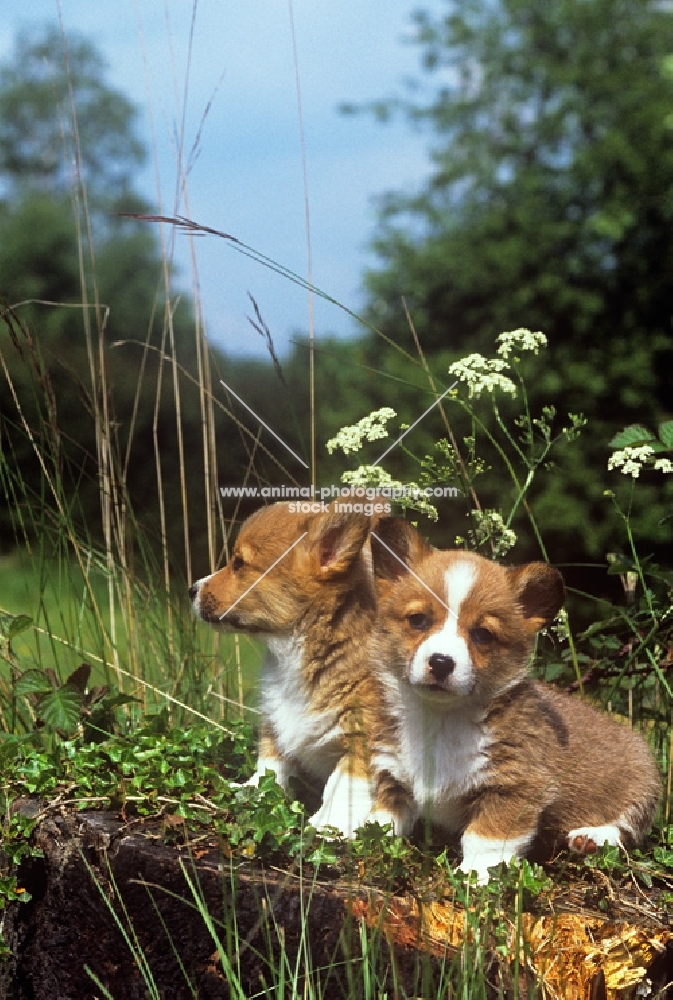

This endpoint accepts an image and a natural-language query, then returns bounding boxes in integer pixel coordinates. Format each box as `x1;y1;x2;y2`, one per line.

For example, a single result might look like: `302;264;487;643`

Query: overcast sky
2;1;440;358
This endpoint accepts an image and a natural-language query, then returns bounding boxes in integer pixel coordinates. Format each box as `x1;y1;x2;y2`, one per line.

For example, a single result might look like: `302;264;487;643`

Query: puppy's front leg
365;769;416;836
310;713;377;837
241;721;294;790
309;754;373;837
458;794;538;884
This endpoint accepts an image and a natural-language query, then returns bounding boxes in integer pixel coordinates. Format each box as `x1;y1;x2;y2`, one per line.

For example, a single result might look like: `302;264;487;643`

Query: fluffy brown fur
367;518;661;880
190;502;391;835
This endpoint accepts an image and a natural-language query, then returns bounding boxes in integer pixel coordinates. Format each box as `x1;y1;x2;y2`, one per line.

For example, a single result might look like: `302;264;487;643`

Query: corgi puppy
189;501;391;837
367;519;661;883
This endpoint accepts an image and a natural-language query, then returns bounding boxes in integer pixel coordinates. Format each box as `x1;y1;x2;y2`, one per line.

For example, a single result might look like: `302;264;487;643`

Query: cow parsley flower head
654;458;673;473
326;407;397;455
469;509;517;557
548;607;570;642
496;329;547;359
340;466;439;520
607;445;655;478
448;354;517;399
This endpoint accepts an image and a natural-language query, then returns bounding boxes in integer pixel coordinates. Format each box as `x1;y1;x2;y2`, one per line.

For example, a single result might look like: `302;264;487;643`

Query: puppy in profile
367;519;661;883
190;501;390;836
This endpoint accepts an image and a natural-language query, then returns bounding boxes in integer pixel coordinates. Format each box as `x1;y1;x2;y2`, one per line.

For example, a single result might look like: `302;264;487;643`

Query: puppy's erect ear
370;517;432;581
306;511;371;579
509;562;565;631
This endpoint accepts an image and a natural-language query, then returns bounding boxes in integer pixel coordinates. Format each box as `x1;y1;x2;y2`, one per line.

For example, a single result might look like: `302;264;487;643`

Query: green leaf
516;858;552;893
87;684;140;711
0;734;29;770
0;613;33;642
37;685;83;733
638;868;653;888
14;669;53;697
658;420;673;449
653;846;673;868
608;425;656;448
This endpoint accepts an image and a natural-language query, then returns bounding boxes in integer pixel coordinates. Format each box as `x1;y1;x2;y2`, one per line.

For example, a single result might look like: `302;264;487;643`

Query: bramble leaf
658;420;673;449
14;669;52;697
38;685;83;733
608;424;656;448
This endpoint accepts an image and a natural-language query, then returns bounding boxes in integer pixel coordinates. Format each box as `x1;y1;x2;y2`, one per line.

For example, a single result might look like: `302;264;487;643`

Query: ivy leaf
38;685;82;733
0;734;30;770
653;846;673;868
608;425;656;448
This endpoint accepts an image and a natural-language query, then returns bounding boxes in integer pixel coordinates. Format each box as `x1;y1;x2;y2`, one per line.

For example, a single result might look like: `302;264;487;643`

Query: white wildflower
607;445;655;478
548;607;570;642
448;354;517;399
469;509;517;556
496;328;548;359
341;466;439;520
341;465;397;488
654;458;673;473
326;407;396;456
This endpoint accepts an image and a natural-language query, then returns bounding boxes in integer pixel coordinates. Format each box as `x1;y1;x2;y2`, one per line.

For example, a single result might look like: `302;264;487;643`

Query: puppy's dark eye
471;626;494;646
231;555;244;572
408;612;432;632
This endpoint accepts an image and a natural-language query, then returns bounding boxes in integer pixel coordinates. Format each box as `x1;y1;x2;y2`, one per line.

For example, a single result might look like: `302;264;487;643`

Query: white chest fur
260;636;341;780
391;688;490;831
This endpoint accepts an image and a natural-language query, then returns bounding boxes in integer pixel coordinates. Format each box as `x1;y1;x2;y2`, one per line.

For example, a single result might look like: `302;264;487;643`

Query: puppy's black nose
189;583;198;600
428;653;455;683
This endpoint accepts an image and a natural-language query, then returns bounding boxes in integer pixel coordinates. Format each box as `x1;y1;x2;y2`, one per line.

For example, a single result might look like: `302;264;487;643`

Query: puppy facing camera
367;518;661;883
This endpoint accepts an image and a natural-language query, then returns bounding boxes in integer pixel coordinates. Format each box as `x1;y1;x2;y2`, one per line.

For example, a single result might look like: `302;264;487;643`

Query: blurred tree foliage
2;11;672;591
351;0;673;564
0;27;144;210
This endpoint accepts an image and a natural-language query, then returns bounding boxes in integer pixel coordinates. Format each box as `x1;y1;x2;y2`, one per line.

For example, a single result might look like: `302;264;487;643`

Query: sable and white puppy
190;502;390;836
367;519;661;883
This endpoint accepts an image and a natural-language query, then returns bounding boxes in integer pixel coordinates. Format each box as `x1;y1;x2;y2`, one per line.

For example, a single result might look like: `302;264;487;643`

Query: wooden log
1;809;434;999
2;807;672;999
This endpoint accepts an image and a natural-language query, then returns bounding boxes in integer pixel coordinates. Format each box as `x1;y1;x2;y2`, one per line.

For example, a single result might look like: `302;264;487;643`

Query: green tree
0;25;144;211
356;0;673;561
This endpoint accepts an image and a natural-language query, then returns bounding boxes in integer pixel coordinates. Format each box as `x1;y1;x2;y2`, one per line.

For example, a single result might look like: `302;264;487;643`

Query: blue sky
2;1;441;357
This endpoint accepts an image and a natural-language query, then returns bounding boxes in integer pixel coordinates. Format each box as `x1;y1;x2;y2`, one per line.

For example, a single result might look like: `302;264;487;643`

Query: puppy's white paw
231;756;291;791
567;824;622;855
456;861;493;886
459;831;532;885
364;808;413;836
364;808;398;832
310;770;373;839
237;773;266;788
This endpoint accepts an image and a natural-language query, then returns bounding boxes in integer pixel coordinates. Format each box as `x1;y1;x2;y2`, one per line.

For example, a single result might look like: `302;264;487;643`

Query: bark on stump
2;808;672;1000
0;809;422;999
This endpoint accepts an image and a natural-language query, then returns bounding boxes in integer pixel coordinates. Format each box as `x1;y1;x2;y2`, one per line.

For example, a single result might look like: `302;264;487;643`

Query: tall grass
0;296;263;733
0;4;270;731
